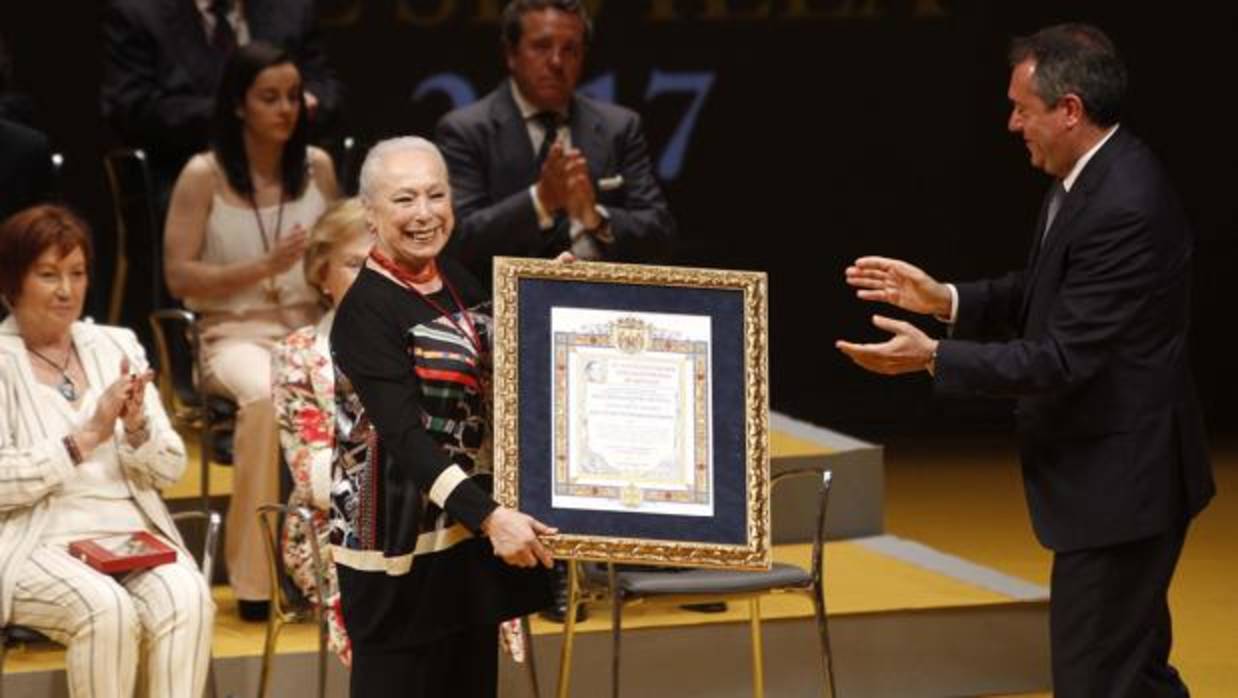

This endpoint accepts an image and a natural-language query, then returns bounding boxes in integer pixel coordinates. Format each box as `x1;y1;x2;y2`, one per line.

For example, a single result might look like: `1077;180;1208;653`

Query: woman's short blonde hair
304;197;368;302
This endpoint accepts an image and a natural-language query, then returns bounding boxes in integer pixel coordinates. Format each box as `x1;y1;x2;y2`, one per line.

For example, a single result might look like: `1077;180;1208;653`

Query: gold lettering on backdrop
582;0;606;19
477;0;605;23
784;0;878;19
701;0;773;20
396;0;457;26
647;0;676;21
913;0;947;17
646;0;947;21
319;0;363;26
476;0;503;21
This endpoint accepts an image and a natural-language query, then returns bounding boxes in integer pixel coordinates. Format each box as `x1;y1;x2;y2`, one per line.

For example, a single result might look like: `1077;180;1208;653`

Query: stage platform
1;415;1052;697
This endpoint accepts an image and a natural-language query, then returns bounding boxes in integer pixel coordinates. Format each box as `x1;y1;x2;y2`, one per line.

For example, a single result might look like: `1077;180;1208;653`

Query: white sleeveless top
185;170;327;315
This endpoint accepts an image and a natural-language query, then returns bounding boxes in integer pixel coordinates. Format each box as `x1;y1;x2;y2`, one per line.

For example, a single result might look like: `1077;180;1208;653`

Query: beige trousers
200;313;313;601
9;542;215;698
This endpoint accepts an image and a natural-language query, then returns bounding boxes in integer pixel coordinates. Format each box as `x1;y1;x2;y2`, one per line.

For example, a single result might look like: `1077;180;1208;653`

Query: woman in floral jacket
271;198;369;665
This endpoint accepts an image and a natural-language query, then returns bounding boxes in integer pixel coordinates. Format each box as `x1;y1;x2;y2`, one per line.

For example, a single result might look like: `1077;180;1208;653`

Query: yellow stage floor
10;429;1234;697
2;537;1024;674
882;434;1238;698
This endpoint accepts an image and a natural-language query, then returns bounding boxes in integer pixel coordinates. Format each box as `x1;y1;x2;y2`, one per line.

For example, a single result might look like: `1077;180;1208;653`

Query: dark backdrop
1;0;1232;440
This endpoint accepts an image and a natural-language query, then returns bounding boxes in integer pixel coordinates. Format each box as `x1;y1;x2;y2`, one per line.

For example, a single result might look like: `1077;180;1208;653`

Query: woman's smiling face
366;148;454;272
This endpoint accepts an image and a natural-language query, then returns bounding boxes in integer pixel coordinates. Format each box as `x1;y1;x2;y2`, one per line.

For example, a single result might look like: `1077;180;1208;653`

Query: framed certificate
492;258;770;570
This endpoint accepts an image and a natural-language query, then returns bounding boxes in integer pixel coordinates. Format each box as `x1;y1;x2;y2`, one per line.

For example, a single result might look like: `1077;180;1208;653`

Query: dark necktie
209;0;236;52
1028;180;1066;272
533;112;562;169
1041;180;1066;244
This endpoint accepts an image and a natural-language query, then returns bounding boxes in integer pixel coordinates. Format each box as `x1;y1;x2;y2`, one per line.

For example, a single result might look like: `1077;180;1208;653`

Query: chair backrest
771;466;833;585
170;509;224;581
326;135;364;196
149;308;203;415
104;148;163;324
48;152;65;200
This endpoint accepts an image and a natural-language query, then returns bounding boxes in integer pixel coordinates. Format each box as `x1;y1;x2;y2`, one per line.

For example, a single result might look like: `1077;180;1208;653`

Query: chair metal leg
811;582;837;698
200;435;211;515
749;598;765;698
257;616;286;698
521;615;541;698
1;632;8;698
555;560;581;698
316;610;328;698
206;662;219;698
610;585;622;698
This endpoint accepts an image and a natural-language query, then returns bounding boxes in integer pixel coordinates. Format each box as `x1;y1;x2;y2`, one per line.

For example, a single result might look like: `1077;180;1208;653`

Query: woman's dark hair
209;41;309;198
0;204;93;304
501;0;593;49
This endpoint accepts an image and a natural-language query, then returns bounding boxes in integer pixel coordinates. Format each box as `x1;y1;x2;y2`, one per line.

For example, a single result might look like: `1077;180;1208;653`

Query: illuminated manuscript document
550;308;713;517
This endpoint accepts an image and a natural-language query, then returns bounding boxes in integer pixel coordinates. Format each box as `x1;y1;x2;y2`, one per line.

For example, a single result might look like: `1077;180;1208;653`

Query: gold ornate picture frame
492;257;771;570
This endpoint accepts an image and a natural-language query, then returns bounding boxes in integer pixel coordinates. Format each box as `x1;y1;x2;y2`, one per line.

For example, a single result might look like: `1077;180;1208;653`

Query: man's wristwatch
583;205;614;243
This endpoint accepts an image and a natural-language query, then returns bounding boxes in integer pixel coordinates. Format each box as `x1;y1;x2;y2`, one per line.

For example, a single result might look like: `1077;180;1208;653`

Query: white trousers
8;542;215;698
200;318;289;601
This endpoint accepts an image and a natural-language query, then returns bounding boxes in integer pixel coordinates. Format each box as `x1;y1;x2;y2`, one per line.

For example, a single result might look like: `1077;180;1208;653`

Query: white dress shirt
510;80;611;259
195;0;251;45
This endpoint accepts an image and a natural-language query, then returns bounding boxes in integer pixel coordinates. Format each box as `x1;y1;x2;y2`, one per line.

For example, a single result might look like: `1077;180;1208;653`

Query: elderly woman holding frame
328;137;554;697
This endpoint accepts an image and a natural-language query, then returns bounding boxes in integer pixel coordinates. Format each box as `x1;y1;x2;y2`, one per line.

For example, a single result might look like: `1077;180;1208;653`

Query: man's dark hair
210;41;310;199
501;0;593;49
1009;23;1127;127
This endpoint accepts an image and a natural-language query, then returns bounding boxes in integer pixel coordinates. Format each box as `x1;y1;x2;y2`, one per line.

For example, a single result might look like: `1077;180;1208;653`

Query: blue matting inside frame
516;277;748;546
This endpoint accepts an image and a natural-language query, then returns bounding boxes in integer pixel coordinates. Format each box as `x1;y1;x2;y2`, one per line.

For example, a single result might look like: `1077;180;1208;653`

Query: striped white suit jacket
0;315;187;624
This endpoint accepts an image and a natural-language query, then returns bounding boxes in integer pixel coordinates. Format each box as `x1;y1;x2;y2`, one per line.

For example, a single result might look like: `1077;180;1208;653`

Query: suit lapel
1025;186;1055;269
569;97;611;181
0;318;99;440
490;84;539;188
1019;129;1127;325
0;316;54;440
71;322;109;401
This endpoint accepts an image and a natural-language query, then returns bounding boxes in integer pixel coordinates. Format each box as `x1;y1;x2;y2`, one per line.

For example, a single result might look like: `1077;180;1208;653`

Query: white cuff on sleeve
429;464;470;508
936;284;959;325
528;186;554;230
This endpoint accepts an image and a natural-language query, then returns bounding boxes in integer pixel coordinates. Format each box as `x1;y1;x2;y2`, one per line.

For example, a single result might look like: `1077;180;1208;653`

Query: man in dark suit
101;0;341;199
836;24;1213;697
434;0;675;288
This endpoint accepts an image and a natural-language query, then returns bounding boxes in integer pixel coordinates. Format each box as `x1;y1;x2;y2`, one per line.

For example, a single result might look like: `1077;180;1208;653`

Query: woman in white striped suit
0;205;214;698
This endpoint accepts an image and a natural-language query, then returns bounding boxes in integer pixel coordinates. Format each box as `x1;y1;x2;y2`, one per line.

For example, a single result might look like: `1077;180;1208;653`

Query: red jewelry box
68;531;177;574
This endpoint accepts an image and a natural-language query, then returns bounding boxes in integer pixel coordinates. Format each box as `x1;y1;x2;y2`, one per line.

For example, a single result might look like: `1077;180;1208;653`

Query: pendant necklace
28;345;78;402
249;183;286;305
368;249;485;359
368;250;495;419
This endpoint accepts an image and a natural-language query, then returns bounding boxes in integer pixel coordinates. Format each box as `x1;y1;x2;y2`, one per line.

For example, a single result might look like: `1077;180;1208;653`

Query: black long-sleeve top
328;261;550;652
